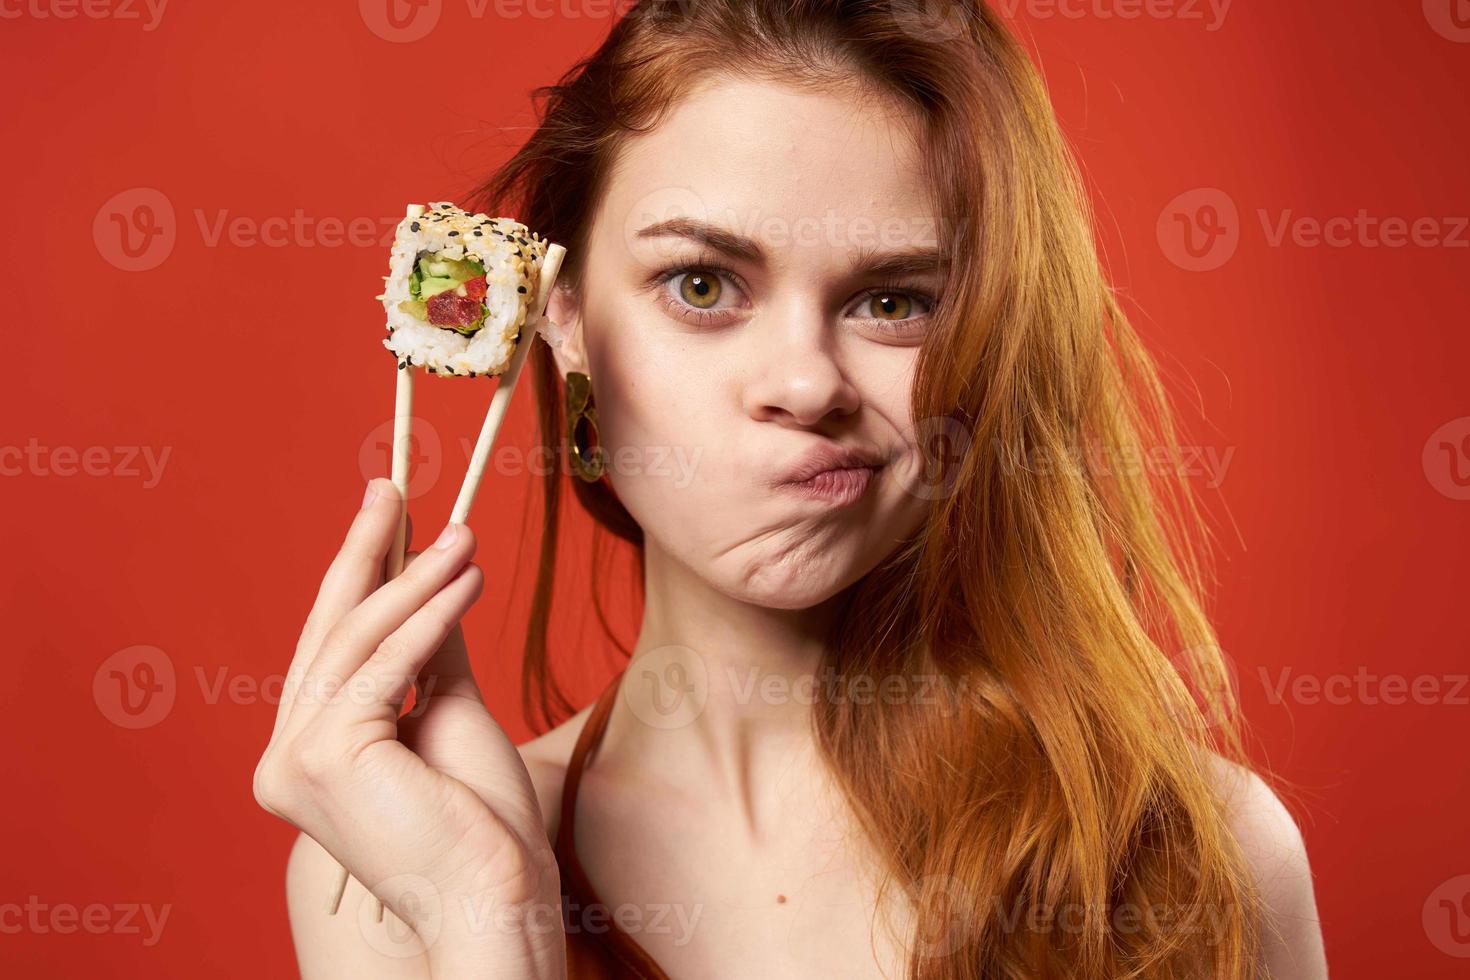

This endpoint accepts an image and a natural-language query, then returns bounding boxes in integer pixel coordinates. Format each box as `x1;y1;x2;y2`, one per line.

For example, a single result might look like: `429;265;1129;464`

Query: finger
395;549;483;709
300;523;478;699
271;479;400;740
392;546;478;705
333;562;485;725
297;479;402;657
409;622;484;711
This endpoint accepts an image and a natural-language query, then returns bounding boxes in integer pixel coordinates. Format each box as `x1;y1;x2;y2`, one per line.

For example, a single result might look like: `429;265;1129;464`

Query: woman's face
552;75;943;609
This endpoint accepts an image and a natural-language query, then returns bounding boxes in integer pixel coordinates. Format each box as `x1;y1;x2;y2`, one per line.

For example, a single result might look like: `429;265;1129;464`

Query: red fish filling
427;276;488;327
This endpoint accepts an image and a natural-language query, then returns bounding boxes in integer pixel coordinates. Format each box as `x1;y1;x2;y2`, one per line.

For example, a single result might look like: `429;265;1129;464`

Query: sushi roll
327;206;562;920
380;202;550;377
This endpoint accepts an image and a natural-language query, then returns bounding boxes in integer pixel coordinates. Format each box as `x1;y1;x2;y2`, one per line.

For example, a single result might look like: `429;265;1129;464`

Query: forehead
600;74;937;255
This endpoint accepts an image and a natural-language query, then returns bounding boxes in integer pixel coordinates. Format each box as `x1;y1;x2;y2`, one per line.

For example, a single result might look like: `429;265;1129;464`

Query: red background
2;1;1467;976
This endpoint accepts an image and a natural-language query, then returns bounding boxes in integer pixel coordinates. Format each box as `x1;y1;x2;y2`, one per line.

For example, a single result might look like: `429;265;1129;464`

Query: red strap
554;668;673;979
556;668;624;855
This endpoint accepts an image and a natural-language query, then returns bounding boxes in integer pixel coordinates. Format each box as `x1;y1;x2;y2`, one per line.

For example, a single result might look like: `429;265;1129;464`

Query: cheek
582;298;729;501
597;376;713;489
845;339;921;447
851;345;931;529
864;345;919;429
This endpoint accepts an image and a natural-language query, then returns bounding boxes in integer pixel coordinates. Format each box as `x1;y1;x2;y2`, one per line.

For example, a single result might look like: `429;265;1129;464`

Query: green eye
679;271;722;309
872;293;913;320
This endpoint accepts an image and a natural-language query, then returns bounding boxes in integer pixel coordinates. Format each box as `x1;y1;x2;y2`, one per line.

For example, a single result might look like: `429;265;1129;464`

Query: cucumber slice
419;277;458;300
423;256;485;281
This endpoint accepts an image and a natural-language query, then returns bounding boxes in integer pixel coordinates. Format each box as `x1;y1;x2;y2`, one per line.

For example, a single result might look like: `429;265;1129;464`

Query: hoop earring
565;371;607;483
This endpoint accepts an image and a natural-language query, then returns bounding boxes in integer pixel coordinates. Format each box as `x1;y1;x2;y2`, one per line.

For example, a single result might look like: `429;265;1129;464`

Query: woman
254;2;1328;976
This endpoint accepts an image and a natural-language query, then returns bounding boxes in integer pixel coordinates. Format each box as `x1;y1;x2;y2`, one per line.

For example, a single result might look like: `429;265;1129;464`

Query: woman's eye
671;270;727;310
851;290;930;322
654;267;746;325
680;272;721;308
871;293;912;320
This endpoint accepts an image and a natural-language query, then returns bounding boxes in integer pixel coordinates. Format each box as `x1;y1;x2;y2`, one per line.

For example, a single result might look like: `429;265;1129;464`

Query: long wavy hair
471;1;1259;976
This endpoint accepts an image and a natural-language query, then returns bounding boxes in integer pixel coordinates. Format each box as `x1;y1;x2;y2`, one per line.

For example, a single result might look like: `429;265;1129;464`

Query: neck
607;541;843;837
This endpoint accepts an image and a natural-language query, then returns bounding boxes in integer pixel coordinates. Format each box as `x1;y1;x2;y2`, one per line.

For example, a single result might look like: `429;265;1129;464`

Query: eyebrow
850;247;950;283
637;218;764;263
636;217;949;282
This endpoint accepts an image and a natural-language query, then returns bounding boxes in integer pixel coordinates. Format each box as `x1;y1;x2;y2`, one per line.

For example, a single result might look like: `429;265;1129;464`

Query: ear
543;280;590;378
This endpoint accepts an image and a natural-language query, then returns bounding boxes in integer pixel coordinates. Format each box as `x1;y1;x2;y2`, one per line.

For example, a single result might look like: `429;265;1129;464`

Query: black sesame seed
517;285;527;293
448;231;459;237
410;221;420;232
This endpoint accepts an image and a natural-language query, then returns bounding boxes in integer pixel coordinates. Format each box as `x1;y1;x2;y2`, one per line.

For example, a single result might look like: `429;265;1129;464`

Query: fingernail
362;481;379;509
432;523;460;550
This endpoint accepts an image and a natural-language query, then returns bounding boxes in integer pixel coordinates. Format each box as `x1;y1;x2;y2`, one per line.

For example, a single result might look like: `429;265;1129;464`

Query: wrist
425;892;566;980
376;836;564;979
425;851;566;980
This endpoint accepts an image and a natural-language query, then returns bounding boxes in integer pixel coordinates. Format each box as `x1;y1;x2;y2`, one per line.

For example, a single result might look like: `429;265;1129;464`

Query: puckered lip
771;440;888;487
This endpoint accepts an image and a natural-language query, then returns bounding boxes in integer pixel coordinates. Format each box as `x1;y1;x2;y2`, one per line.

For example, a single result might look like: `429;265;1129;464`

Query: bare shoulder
516;702;597;844
1205;754;1330;979
1206;755;1310;883
284;832;429;978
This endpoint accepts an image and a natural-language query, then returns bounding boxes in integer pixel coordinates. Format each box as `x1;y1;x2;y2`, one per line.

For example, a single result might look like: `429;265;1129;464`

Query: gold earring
565;371;606;483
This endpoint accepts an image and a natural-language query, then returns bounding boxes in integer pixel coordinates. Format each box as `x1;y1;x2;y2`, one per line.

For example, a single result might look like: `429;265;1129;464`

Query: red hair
474;2;1260;975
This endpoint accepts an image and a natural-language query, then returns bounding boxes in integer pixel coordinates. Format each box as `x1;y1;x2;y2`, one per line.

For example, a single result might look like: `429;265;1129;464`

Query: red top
556;670;672;980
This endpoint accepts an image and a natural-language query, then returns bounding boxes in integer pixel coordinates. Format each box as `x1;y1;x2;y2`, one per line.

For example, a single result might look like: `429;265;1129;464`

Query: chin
716;544;868;611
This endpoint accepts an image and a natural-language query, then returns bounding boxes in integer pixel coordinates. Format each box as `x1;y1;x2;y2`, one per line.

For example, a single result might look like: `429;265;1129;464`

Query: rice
378;202;549;377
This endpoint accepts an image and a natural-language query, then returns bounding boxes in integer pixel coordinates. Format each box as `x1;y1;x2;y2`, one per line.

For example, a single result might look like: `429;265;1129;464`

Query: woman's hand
254;479;565;980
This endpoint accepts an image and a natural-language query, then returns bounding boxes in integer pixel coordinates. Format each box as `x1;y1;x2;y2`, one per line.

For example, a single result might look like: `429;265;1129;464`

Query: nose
740;303;861;427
